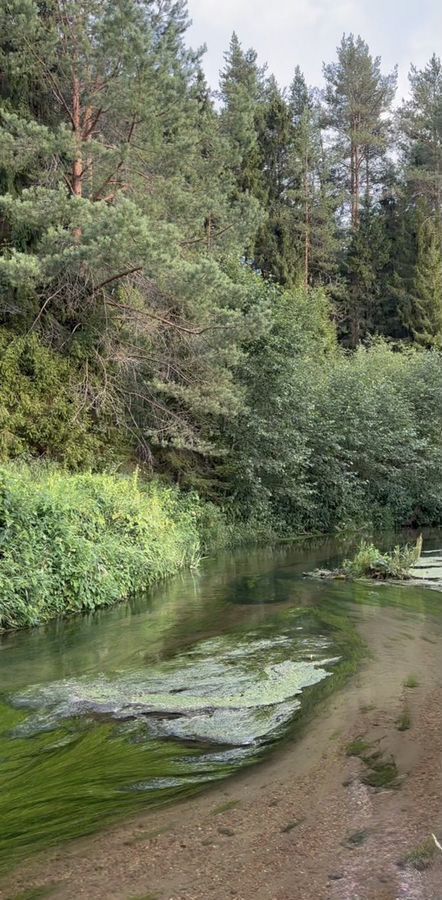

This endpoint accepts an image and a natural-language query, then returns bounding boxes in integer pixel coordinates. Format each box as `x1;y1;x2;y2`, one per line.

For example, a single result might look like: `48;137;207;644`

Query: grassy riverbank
0;464;238;630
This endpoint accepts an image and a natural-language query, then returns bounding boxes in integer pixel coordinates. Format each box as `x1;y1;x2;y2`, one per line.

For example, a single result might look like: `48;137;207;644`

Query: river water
1;535;441;871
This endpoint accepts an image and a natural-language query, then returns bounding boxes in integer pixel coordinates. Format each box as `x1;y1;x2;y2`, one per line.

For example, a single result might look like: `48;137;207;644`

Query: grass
0;463;230;630
396;706;411;731
404;674;419;689
343;829;369;848
360;752;399;789
400;838;436;871
346;738;371;757
343;535;422;580
211;800;240;815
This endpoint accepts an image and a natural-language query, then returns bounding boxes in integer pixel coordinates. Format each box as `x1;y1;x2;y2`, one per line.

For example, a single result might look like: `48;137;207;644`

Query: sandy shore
2;604;442;900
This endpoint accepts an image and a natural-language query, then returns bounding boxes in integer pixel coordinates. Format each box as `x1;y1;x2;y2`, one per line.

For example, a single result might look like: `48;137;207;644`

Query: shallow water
1;534;442;870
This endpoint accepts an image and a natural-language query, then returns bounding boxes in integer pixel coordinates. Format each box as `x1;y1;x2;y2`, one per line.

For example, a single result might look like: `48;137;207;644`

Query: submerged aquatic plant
400;837;437;871
345;737;371;757
396;706;412;731
0;601;363;873
12;632;336;746
403;674;420;689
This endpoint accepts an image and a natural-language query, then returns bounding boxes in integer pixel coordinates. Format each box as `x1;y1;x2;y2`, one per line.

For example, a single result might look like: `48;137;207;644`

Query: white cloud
187;0;441;101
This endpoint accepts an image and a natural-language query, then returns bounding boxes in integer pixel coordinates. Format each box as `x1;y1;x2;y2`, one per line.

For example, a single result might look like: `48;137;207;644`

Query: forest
3;6;442;893
2;0;442;569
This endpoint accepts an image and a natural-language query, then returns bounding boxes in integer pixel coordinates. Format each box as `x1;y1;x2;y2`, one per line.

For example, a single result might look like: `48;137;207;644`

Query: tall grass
0;464;224;630
343;535;423;579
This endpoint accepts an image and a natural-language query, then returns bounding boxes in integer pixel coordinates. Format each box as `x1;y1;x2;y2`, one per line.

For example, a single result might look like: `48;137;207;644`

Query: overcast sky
186;0;441;102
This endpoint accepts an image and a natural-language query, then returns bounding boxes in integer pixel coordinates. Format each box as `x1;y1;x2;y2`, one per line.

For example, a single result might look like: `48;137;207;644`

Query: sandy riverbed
2;604;442;900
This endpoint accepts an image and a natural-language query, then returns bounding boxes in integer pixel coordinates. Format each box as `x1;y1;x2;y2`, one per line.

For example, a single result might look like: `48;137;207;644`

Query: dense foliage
343;536;423;579
0;465;226;629
1;0;442;547
231;341;442;532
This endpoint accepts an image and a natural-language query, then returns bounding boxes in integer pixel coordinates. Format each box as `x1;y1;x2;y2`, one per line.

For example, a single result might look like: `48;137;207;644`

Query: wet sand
2;604;442;900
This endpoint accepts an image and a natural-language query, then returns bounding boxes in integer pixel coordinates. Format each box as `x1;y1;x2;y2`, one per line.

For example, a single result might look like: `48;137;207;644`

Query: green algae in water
0;704;216;872
0;529;393;876
0;603;360;873
361;752;400;789
396;706;411;731
12;632;336;746
6;887;60;899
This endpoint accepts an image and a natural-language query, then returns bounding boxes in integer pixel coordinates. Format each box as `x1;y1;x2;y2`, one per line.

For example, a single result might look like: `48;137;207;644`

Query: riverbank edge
1;462;432;634
0;462;288;633
305;569;442;593
0;464;248;631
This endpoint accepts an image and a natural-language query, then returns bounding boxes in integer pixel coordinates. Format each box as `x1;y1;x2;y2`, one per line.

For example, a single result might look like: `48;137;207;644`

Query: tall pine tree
323;34;396;228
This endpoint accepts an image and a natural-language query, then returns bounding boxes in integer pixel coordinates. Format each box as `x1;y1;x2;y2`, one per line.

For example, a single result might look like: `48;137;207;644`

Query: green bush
0;464;219;630
230;336;442;533
0;328;122;468
343;535;422;579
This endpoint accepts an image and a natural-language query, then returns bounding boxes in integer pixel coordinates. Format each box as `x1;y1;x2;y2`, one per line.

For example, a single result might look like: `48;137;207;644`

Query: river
1;534;442;884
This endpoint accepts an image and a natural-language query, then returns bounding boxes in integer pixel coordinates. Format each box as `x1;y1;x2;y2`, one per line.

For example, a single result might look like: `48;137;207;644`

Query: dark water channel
1;535;441;870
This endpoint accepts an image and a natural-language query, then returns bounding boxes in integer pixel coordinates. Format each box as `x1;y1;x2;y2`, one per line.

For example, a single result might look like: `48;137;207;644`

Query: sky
186;0;442;102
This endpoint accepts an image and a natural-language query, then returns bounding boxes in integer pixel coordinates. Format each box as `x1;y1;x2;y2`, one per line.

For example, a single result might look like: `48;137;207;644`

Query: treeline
1;1;442;532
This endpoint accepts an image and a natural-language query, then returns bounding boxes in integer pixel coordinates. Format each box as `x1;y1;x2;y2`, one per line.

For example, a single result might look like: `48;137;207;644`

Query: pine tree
252;68;338;288
323;34;397;229
0;1;263;478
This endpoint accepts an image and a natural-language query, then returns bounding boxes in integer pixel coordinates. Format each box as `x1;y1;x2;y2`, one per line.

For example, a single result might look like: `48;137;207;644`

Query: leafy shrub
230;336;442;533
343;535;422;579
0;464;224;630
0;328;122;468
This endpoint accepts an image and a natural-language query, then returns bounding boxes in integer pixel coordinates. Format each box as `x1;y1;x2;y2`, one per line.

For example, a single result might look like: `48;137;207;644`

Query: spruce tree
252;77;295;283
341;201;391;345
218;32;265;196
400;56;442;217
412;217;442;346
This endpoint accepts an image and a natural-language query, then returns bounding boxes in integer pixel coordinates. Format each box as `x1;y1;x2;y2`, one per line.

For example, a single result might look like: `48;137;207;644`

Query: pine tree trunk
72;73;83;241
304;160;310;288
365;153;370;206
72;74;83;200
354;147;360;228
350;142;355;227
